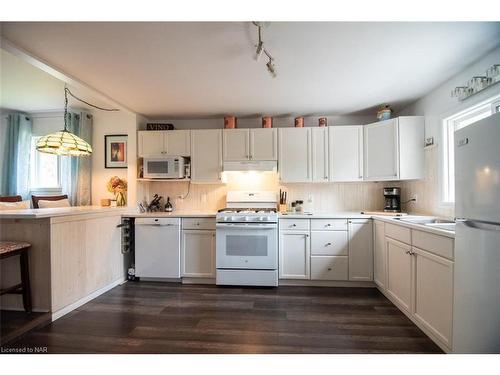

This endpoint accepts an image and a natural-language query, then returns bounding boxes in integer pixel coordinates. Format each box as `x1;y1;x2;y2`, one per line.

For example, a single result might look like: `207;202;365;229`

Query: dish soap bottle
165;197;173;212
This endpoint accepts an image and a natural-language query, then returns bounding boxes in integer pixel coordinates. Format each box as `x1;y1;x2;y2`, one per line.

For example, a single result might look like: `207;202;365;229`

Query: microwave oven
143;156;188;179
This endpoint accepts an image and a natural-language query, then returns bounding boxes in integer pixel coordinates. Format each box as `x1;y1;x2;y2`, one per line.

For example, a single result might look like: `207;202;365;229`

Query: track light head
255;40;264;61
266;58;277;78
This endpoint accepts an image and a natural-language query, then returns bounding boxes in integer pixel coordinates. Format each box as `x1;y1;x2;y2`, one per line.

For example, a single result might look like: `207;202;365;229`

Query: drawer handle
327;267;332;271
291;224;297;227
196;223;200;226
405;250;411;255
325;242;332;246
325;223;331;227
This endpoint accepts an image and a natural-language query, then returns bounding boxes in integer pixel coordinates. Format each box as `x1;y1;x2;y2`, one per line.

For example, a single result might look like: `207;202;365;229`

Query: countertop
0;206;130;219
278;212;371;219
124;211;217;218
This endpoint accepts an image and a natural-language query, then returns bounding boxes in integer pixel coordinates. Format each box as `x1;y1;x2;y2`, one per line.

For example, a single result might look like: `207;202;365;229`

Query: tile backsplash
137;172;387;213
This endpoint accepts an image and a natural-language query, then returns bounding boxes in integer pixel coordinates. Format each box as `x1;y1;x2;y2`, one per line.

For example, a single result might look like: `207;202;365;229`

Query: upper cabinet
191;129;223;183
329;125;363;182
223;128;277;161
311;127;329;182
364;116;424;181
138;130;191;157
278;128;311;183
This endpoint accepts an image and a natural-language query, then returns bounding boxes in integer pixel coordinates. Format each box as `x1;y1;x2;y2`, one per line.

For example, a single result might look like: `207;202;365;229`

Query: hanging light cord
65;87;120;114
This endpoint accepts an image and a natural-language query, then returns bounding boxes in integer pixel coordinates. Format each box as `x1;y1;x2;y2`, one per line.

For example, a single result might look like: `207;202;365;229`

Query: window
442;94;500;204
29;136;62;191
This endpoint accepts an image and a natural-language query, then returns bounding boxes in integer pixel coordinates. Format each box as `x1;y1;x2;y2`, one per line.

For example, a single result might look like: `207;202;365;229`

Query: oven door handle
216;224;277;230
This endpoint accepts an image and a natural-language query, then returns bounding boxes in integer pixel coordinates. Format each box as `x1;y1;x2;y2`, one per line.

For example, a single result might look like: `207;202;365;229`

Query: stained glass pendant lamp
36;88;93;156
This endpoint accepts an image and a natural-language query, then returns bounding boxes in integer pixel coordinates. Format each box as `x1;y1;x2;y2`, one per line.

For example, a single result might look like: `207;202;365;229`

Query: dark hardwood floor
3;282;442;354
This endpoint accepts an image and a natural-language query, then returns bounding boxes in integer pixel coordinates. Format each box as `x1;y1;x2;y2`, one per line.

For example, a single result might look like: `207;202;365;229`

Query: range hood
223;160;278;172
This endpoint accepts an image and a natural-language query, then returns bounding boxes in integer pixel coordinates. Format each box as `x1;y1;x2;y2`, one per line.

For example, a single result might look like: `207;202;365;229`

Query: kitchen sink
424;222;455;232
392;216;455;232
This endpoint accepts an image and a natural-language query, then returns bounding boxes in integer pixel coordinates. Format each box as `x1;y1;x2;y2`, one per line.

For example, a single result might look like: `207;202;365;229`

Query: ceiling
1;22;500;118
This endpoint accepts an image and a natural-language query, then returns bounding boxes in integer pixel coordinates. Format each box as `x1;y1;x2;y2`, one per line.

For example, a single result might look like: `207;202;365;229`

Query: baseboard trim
182;277;216;285
279;280;376;288
139;277;182;283
51;277;125;322
376;285;451;353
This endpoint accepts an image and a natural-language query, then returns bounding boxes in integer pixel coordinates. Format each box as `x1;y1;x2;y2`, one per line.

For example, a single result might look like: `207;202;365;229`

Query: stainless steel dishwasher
135;217;181;279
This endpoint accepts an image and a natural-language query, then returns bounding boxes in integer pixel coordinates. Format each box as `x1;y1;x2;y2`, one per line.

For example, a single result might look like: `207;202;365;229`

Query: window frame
441;94;500;205
29;136;63;193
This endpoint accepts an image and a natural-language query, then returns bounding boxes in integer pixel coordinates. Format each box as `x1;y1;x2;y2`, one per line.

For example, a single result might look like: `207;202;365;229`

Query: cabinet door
364;119;399;180
279;231;310;279
329;126;363;181
278;128;311;182
191;129;223;183
223;129;249;161
311;127;329;182
166;130;191;156
413;247;453;348
181;230;216;278
138;131;165;157
373;220;386;289
348;219;373;281
386;237;412;312
250;128;277;161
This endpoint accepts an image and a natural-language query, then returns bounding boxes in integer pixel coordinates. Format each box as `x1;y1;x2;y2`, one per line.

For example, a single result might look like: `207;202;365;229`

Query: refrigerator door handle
460;219;500;232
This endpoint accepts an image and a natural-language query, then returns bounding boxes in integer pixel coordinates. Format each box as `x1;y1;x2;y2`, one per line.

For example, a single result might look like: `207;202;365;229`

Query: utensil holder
278;204;287;214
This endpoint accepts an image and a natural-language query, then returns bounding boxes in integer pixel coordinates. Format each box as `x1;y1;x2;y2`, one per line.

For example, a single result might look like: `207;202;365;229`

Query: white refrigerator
453;112;500;353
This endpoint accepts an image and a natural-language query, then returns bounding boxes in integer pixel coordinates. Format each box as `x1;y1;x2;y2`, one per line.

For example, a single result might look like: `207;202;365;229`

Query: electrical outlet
308;194;313;203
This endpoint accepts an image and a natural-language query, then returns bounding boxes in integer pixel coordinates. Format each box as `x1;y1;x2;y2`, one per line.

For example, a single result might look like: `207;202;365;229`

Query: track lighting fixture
252;21;277;78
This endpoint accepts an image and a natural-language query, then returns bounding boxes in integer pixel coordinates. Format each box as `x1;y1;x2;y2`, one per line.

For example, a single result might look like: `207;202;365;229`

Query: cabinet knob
325;242;332;246
405;250;411;254
292;224;296;227
327;268;332;271
325;223;331;227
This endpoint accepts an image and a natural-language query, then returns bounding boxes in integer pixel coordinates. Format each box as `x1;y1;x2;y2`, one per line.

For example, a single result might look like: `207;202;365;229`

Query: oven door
216;223;278;269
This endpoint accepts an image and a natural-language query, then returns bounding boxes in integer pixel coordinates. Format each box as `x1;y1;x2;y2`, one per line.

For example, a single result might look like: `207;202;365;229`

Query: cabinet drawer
412;230;454;260
182;217;216;230
385;223;411;244
311;219;347;231
280;219;310;231
311;231;348;256
311;256;348;281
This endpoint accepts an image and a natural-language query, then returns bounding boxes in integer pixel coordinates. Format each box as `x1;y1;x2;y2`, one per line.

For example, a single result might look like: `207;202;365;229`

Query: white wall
399;45;500;217
90;109;141;206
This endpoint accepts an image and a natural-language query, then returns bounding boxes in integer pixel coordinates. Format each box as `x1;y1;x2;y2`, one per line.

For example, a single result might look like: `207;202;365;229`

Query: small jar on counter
290;202;296;213
295;200;304;213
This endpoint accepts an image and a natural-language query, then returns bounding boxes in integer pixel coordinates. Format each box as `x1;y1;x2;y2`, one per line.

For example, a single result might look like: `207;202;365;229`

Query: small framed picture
105;135;127;168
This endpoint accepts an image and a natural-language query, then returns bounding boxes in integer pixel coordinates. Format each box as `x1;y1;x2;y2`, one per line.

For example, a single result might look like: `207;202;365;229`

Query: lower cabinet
279;230;310;279
413;246;454;348
373;220;386;289
348;219;373;281
386;237;413;312
311;256;348;280
181;229;216;278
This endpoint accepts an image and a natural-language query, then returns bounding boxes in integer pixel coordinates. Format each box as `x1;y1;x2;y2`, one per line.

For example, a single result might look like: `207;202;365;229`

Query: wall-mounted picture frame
105;134;128;168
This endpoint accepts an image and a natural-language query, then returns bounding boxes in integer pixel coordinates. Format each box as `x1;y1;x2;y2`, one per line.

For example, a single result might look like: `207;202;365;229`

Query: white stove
215;191;279;287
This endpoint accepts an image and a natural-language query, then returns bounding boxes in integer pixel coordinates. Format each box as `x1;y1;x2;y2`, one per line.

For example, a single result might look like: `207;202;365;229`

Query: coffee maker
384;187;401;212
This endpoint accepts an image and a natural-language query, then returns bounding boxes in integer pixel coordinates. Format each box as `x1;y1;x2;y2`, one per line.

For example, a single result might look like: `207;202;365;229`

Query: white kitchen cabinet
329;125;363;181
181;229;216;278
311;256;348;281
138;130;191;157
413;246;454;348
278;127;311;182
223;129;249;161
310;231;348;256
165;130;191;156
191;129;223;183
363;116;424;181
386;237;413;312
250;128;277;161
373;220;386;289
279;230;310;279
138;131;165;157
311;127;329;182
348;219;373;281
223;128;277;161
